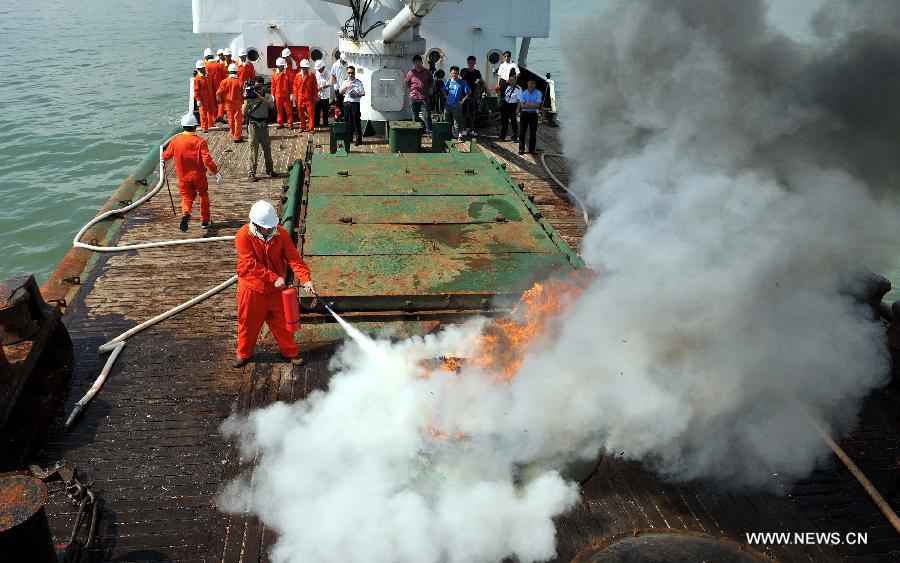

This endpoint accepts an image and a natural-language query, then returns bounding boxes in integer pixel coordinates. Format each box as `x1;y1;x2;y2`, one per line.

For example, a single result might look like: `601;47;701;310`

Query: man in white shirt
499;72;522;141
338;66;366;144
314;59;332;128
494;50;520;93
330;52;349;104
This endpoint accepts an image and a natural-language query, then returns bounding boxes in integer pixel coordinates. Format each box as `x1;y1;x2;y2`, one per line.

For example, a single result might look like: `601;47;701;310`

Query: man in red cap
161;113;221;231
233;200;316;368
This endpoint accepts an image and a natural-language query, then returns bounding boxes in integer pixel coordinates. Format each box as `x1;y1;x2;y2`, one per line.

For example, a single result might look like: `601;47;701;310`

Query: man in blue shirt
442;66;470;141
518;78;543;155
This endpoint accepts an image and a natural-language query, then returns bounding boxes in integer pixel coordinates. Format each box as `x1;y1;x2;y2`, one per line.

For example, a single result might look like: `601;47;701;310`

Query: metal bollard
0;475;56;562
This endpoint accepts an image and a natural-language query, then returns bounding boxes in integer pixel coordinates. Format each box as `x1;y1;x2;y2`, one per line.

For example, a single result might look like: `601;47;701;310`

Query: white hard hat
249;201;279;229
228;63;238;73
238;48;248;57
281;47;291;57
300;59;310;68
195;59;206;69
181;113;198;127
315;59;325;70
203;47;213;57
276;57;286;67
223;48;232;56
216;48;224;55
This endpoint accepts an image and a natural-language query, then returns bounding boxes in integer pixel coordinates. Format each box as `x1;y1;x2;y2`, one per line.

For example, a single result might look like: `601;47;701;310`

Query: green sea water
0;0;897;302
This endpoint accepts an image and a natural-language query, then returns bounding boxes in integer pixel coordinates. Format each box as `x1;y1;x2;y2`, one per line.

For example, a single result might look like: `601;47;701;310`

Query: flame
471;275;586;381
423;273;589;442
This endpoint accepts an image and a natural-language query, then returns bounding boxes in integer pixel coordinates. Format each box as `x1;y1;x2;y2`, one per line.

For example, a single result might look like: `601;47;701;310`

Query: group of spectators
403;50;545;155
192;46;546;176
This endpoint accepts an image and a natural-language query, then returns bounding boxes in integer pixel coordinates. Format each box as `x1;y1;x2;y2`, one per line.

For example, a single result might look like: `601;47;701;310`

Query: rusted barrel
0;475;56;561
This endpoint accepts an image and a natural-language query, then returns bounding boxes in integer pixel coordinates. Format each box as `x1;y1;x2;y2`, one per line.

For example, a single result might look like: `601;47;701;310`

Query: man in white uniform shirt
314;59;332;128
494;50;520;93
339;66;366;144
330;52;349;104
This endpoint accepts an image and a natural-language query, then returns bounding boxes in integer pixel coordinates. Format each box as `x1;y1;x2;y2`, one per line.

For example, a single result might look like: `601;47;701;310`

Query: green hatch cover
300;150;581;313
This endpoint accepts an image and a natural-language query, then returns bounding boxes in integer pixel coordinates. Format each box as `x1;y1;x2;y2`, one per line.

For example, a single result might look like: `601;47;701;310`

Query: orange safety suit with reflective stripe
271;70;294;126
161;132;219;222
238;60;256;83
206;60;227;119
235;224;312;359
217;76;245;140
193;72;217;130
293;71;317;132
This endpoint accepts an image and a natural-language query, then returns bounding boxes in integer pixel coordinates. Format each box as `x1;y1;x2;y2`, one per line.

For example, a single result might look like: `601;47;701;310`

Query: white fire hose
66;135;238;427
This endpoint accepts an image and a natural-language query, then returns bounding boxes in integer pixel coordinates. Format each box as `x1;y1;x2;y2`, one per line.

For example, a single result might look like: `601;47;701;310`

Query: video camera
244;79;259;99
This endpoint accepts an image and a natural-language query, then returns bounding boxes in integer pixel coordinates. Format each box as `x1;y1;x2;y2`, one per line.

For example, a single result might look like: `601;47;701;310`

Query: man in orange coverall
233;200;316;368
217;64;245;142
293;59;317;132
237;48;256;83
271;57;294;128
162;113;221;231
205;51;227;123
193;59;217;131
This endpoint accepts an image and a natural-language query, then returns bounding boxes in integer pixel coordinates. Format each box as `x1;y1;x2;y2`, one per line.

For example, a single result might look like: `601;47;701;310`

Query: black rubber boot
179;213;190;231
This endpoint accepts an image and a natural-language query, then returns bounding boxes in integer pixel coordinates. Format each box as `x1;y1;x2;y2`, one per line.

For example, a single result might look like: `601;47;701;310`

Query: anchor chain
30;461;101;562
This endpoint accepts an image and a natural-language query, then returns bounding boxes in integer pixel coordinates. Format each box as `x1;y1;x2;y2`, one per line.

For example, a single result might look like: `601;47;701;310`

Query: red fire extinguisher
282;286;302;332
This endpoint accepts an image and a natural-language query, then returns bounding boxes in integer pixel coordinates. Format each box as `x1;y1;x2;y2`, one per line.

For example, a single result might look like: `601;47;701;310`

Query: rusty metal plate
0;475;47;531
304;222;556;255
310;173;511;196
308;194;524;224
304;253;571;298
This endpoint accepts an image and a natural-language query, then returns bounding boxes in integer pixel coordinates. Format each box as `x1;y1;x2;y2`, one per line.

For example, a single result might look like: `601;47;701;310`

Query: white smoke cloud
220;1;900;561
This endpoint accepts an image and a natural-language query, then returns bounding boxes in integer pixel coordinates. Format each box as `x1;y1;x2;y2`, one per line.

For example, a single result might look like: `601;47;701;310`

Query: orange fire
424;273;588;442
470;275;587;381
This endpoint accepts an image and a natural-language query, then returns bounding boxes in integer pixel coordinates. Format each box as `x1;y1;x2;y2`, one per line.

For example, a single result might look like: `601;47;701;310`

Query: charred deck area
31;123;898;561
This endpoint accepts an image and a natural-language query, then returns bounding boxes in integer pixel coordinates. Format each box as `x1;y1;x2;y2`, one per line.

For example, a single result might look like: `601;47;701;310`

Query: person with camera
242;77;277;182
217;64;245;142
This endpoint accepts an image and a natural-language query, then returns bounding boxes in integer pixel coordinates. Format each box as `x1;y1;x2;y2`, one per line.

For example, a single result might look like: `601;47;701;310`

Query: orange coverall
206;60;227;119
193;72;217;130
217;76;245;141
161;132;218;222
235;224;312;359
238;60;256;84
271;70;294;127
293;71;317;132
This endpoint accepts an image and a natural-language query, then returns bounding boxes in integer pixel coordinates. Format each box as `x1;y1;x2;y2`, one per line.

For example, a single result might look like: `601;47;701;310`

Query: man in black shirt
459;55;483;138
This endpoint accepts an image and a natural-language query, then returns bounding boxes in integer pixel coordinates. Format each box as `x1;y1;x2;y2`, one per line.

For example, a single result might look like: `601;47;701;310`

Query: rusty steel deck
299;148;581;315
31;123;899;561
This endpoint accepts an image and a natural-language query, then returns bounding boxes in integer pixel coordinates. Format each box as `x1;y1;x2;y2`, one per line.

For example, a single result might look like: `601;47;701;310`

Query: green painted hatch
300;148;581;313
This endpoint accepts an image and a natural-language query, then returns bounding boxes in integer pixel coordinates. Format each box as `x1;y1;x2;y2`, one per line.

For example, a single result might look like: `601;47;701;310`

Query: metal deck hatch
299;148;582;314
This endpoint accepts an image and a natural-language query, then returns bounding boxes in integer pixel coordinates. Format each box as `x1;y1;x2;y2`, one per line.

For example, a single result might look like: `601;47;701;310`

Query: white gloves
215;173;222;184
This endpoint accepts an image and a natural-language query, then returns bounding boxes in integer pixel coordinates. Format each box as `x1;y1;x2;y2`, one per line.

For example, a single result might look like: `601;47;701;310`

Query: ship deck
35;123;899;561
